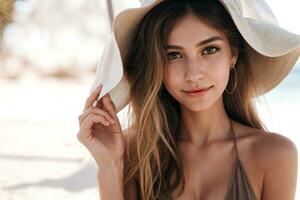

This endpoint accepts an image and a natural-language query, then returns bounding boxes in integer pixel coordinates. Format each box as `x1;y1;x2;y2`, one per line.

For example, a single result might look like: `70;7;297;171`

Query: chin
180;100;214;112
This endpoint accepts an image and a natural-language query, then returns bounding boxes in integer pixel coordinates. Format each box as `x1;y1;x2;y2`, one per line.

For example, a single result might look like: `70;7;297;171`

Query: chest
170;141;263;200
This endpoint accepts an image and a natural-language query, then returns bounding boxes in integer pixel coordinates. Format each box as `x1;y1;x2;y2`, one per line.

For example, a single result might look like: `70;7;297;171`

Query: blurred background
0;0;299;199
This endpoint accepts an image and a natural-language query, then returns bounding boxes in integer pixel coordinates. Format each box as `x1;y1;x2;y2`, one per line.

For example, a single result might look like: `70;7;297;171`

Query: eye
202;46;220;55
167;52;182;60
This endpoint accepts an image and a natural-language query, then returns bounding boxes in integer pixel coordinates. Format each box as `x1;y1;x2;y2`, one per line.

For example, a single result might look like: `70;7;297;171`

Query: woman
77;0;300;199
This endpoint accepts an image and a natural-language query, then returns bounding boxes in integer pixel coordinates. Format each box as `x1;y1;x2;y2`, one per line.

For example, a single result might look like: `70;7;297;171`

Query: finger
101;93;118;120
96;96;104;109
78;106;115;125
80;113;111;134
84;84;103;111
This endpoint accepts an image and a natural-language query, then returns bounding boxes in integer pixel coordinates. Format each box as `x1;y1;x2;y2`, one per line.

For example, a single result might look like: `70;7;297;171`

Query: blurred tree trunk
0;0;14;38
106;0;114;31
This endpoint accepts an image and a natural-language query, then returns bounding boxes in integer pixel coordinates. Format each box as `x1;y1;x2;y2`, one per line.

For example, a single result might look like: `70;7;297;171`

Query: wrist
97;161;124;200
98;158;124;172
97;158;124;185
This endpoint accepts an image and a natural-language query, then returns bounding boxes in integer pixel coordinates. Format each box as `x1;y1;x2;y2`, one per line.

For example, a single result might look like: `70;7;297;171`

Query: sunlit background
0;0;299;199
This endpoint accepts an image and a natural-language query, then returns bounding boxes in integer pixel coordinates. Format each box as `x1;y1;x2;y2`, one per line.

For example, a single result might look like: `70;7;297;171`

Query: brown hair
0;0;14;35
122;0;266;199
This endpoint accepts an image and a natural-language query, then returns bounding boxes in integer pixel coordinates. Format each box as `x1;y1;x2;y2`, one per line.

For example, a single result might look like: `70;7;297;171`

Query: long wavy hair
122;0;266;199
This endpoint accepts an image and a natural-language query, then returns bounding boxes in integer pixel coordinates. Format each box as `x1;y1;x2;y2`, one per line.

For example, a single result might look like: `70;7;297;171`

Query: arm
97;127;138;200
261;133;298;200
97;160;125;200
78;84;127;199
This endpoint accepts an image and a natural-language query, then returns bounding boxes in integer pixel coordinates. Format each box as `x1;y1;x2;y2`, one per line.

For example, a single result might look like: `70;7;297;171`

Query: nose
184;59;205;82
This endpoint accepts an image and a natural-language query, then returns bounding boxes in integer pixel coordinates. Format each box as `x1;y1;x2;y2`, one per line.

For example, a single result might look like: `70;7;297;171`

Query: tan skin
77;14;298;200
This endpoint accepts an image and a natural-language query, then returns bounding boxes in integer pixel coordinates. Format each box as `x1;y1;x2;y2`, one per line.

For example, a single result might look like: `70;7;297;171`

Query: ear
230;48;238;65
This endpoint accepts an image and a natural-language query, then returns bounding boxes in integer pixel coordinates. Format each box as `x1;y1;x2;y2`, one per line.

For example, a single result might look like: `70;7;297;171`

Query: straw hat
90;0;300;113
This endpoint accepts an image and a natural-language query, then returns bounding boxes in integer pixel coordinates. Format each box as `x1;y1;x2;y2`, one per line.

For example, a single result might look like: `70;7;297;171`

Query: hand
77;84;125;167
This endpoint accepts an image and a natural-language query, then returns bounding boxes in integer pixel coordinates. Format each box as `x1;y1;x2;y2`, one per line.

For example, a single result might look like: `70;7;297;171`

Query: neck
178;97;232;147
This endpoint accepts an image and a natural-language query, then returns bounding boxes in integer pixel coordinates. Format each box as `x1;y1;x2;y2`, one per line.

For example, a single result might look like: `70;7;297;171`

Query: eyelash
167;46;220;60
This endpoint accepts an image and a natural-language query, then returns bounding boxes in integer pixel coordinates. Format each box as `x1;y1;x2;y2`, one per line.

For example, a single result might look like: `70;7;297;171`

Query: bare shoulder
233;121;297;164
252;130;298;200
253;131;298;166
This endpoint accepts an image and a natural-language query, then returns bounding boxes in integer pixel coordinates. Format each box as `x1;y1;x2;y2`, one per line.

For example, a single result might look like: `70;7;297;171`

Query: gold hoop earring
226;65;237;95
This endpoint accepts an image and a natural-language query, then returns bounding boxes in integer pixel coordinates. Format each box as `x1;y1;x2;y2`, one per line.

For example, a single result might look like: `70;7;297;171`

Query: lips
182;86;212;98
183;86;212;93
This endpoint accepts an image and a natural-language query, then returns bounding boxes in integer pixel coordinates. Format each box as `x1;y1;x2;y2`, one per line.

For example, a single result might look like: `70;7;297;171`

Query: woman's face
163;13;238;111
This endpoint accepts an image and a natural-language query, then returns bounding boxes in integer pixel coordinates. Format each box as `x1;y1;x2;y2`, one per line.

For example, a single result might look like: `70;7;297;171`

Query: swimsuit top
224;119;257;200
137;119;258;200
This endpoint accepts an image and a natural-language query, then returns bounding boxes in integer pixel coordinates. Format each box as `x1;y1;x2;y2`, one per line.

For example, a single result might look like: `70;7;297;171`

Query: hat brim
90;0;300;113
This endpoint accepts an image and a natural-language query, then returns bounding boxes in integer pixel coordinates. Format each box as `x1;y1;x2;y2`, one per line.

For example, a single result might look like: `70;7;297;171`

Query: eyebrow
164;36;223;50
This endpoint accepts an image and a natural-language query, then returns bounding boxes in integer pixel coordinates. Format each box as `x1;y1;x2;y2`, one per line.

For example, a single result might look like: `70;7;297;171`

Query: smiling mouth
183;86;213;93
182;86;213;97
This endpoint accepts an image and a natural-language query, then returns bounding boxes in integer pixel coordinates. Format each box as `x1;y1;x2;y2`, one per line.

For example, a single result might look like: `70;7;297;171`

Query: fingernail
105;121;110;126
110;119;115;124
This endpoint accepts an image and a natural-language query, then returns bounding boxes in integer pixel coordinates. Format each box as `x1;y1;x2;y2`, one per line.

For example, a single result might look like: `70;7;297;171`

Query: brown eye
202;46;220;55
167;52;182;60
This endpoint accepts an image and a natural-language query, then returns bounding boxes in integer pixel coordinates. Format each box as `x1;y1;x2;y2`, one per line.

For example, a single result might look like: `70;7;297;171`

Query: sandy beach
0;72;101;200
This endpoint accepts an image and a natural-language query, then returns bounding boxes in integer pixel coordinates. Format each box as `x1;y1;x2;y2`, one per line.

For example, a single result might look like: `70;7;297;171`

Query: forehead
167;14;226;44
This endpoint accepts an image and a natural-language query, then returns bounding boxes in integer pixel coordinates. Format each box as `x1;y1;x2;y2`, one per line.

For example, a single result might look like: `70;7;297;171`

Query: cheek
208;57;231;85
213;66;230;83
163;64;183;84
209;69;230;96
163;71;177;90
163;68;183;97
